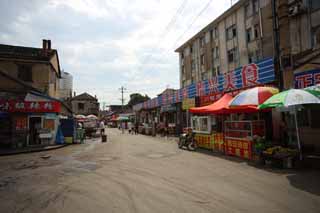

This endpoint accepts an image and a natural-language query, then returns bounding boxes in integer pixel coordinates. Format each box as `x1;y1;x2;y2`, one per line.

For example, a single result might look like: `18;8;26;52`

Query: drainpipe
272;0;283;91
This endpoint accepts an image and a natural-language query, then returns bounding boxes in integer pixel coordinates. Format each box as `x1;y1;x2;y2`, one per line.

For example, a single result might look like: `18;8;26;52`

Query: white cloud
0;0;234;105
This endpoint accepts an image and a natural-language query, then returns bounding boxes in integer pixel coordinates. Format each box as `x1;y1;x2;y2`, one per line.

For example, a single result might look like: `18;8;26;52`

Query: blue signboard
136;57;275;110
294;68;320;89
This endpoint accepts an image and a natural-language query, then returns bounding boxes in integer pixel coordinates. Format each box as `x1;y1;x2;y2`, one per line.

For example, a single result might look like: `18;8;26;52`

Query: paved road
0;128;320;213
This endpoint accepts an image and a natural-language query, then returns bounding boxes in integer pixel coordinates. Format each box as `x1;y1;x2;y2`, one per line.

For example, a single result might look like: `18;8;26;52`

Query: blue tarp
55;125;65;144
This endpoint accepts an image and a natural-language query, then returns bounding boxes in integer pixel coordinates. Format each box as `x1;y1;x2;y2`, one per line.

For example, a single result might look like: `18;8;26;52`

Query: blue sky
0;0;233;106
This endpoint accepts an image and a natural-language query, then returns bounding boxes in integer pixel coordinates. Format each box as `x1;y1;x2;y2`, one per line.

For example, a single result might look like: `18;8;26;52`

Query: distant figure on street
128;122;133;134
121;122;125;134
134;122;139;134
100;120;105;135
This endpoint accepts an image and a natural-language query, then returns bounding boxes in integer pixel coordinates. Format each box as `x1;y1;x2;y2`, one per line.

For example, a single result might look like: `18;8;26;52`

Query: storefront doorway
28;116;42;146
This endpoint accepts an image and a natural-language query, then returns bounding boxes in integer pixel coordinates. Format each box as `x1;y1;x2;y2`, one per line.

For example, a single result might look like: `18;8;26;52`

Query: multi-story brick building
176;0;274;88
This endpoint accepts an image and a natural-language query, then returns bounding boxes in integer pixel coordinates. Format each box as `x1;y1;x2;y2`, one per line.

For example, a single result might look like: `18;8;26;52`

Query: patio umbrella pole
294;110;302;160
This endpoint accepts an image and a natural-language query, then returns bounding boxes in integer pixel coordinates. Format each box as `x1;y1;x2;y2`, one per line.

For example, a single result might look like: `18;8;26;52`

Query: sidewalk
0;144;68;156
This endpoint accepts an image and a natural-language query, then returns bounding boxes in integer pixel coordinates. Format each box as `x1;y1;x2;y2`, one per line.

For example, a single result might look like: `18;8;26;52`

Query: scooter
178;128;197;151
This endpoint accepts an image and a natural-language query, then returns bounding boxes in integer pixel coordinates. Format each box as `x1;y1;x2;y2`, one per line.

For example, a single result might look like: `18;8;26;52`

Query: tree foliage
127;93;150;107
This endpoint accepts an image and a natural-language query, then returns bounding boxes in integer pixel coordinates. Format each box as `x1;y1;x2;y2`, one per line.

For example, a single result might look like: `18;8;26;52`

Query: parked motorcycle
178;128;197;151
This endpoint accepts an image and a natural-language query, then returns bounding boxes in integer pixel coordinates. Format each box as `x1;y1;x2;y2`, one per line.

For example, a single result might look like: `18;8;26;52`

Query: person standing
99;120;105;135
121;122;125;134
134;122;139;134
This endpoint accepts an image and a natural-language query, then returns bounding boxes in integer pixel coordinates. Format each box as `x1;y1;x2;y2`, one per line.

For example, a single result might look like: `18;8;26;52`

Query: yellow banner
182;98;195;110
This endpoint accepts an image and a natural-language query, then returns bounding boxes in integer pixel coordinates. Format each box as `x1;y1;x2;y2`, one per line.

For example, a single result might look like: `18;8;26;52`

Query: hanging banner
0;100;61;113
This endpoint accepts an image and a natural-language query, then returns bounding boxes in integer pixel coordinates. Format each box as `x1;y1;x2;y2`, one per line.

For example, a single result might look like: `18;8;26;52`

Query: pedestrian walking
121;122;125;134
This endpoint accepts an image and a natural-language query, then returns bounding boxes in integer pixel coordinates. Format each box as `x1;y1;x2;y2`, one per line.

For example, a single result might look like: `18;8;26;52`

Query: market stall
224;120;265;160
224;87;278;160
189;94;233;152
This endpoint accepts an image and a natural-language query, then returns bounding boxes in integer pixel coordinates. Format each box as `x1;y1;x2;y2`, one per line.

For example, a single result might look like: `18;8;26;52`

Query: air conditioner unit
289;5;299;16
288;1;306;17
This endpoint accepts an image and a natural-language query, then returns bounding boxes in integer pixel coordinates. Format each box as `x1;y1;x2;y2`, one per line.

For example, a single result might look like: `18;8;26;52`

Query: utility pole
272;0;283;91
119;86;127;112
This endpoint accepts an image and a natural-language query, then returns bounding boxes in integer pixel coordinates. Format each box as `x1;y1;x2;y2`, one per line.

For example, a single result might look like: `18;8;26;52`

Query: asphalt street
0;128;320;213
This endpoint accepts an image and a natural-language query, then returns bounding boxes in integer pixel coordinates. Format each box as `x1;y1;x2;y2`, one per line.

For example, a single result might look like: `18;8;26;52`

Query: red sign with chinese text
225;139;252;160
0;100;61;113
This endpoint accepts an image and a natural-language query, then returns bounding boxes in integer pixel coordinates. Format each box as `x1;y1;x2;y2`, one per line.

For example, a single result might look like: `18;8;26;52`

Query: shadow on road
196;148;320;196
286;171;320;196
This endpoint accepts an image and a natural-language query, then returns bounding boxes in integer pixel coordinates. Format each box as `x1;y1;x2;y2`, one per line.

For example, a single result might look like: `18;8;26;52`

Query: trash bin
101;134;107;142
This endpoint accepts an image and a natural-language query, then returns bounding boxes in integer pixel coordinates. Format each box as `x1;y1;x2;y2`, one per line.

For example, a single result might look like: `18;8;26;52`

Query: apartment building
176;0;274;88
277;0;320;89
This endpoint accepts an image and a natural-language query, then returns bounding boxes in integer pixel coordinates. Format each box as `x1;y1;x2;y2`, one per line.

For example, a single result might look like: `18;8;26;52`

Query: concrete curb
0;144;69;156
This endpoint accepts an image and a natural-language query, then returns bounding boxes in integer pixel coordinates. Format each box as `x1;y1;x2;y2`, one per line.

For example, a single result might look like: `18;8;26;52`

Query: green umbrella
259;89;320;109
304;84;320;98
259;89;320;160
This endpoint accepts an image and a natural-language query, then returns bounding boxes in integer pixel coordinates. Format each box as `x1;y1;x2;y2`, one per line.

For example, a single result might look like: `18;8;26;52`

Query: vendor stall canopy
189;94;233;114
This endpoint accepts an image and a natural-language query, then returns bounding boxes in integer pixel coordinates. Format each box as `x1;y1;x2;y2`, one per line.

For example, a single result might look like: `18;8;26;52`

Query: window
200;37;205;47
245;4;252;18
246;28;252;43
181;53;184;59
227;48;237;63
255;50;260;61
212;67;217;77
200;54;205;65
201;73;207;81
191;60;195;70
78;103;84;110
311;0;320;10
210;29;213;41
214;27;218;38
18;64;32;82
216;66;221;75
248;52;254;63
190;46;193;53
213;46;219;58
253;0;259;14
254;24;259;39
226;25;237;40
191;116;211;134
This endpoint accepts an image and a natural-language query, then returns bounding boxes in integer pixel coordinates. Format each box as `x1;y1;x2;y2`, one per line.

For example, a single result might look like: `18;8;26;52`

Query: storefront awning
190;93;269;115
189;94;233;114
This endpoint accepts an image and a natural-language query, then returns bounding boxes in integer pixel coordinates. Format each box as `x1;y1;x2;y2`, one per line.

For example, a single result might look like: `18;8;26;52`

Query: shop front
160;104;177;135
0;100;61;148
293;65;320;156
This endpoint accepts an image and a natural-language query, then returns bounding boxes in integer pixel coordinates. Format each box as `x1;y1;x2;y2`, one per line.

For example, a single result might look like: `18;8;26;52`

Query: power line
172;0;213;48
136;0;188;72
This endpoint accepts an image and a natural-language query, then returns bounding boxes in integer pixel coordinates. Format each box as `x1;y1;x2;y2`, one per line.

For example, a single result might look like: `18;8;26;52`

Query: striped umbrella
229;86;279;107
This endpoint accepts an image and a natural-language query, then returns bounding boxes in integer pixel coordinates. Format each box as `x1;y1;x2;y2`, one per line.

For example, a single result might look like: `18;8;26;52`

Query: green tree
127;93;150;107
